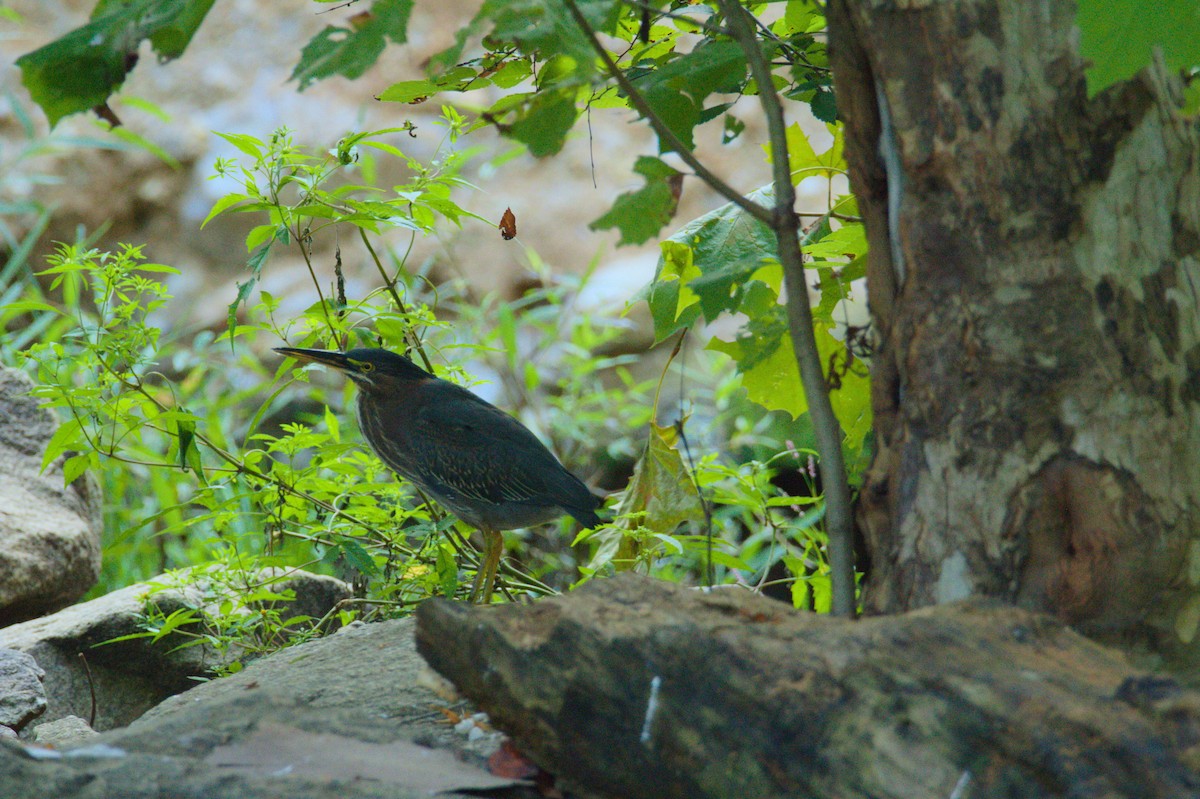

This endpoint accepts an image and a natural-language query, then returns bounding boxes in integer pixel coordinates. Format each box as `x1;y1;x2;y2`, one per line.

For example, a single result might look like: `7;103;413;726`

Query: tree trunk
827;0;1200;669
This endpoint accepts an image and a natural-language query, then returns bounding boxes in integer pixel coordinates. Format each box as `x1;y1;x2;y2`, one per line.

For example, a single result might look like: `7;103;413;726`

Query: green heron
275;346;602;602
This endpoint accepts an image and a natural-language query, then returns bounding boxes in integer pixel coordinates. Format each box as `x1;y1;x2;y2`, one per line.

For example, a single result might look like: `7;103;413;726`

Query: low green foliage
6;0;894;656
100;564;348;677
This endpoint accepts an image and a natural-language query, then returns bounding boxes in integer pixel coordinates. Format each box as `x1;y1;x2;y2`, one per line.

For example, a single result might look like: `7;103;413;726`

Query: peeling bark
828;1;1200;669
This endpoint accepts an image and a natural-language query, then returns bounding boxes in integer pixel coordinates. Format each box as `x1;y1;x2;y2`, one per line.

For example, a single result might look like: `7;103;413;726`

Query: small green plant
11;59;868;672
101;562;353;678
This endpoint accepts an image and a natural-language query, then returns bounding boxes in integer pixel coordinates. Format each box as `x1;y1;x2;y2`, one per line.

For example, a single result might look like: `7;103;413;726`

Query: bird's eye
360;362;374;373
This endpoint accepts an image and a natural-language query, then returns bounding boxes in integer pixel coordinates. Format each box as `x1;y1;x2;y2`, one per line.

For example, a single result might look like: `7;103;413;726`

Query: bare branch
562;0;772;225
718;0;856;617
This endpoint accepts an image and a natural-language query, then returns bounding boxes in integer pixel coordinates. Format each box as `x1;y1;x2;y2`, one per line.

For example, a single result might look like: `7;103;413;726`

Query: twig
563;0;772;226
675;419;715;587
357;228;435;373
78;652;97;728
718;0;856;617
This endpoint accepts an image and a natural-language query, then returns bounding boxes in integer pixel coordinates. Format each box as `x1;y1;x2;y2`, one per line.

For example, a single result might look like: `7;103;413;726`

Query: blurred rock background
0;0;807;335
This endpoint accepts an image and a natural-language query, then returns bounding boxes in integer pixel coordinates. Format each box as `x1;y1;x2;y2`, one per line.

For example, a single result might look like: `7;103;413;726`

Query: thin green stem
357;227;436;373
719;0;855;618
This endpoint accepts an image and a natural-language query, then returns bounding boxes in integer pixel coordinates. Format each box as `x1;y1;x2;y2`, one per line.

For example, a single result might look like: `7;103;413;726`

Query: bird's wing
408;385;569;506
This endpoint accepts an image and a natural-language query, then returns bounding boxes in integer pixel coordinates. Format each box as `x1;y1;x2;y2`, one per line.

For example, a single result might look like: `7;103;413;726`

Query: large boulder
0;649;46;736
0;367;102;627
0;568;351;731
0;617;517;799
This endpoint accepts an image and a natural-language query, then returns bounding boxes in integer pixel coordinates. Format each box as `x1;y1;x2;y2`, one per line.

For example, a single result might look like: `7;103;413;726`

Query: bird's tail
567;493;604;529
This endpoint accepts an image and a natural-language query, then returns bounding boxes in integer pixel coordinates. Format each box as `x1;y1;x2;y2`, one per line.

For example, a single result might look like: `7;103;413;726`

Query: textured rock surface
0;367;102;627
0;568;351;731
0;649;46;733
0;617;515;799
30;715;96;747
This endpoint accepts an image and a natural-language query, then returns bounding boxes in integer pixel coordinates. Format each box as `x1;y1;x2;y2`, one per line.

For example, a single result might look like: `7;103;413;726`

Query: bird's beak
274;347;354;372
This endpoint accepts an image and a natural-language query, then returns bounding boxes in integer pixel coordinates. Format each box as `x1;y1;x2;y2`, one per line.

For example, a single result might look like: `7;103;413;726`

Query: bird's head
275;347;430;391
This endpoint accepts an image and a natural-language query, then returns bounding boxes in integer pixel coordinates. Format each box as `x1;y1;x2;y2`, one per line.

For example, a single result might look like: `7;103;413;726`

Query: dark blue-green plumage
276;346;602;600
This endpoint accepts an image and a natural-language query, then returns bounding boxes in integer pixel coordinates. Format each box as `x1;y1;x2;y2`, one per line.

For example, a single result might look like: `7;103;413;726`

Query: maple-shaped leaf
590;156;682;245
615;422;706;536
291;0;413;91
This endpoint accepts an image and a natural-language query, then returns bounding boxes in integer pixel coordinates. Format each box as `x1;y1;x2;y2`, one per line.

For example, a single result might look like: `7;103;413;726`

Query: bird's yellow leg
468;527;503;603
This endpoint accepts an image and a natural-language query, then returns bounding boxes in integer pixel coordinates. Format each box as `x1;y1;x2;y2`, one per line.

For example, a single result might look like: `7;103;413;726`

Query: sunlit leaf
615;422;706;542
1077;0;1200;96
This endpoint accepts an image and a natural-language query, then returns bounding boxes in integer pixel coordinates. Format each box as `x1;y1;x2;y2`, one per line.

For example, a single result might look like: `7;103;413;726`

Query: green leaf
336;538;380;577
805;222;867;263
641;86;699;153
466;0;619;70
642;239;702;341
767;122;845;185
226;243;271;340
291;0;414;91
643;184;778;339
245;224;280;253
62;453;92;486
615;422;706;539
149;608;199;641
507;89;579;157
2;300;62;315
1077;0;1200;96
708;316;805;419
707;292;872;441
15;0;215;126
579;528;622;574
628;40;748;153
213;131;265;159
815;324;872;454
810;88;837;123
41;417;84;473
589;156;680;245
174;417;207;485
377;79;437;103
202;194;255;229
435;543;459;595
491;58;533;88
324;404;341;444
638;39;748;105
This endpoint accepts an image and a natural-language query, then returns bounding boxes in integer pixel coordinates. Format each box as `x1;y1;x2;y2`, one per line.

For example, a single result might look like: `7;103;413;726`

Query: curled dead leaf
499;207;517;240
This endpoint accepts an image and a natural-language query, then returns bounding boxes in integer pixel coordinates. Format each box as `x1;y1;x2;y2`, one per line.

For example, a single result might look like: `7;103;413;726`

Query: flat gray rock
2;617;517;799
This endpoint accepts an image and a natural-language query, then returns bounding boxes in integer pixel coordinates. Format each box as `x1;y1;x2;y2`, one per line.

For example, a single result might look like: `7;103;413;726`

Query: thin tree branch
617;0;726;33
718;0;856;618
357;228;436;373
563;0;772;225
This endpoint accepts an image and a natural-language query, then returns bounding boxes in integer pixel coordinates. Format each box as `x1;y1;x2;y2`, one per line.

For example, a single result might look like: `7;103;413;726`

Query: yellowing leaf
615;422;706;544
